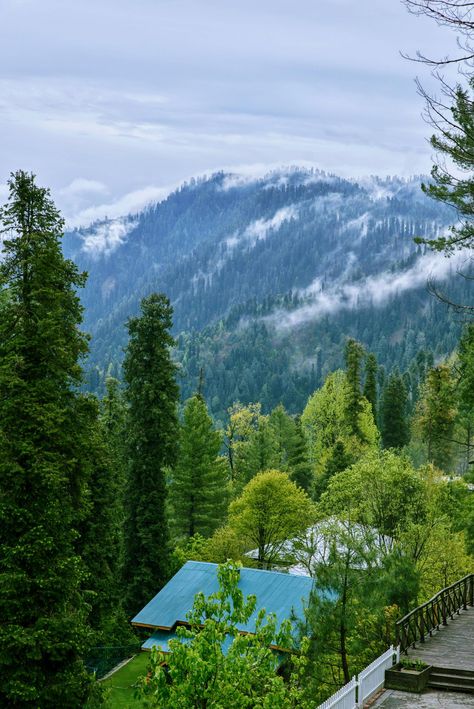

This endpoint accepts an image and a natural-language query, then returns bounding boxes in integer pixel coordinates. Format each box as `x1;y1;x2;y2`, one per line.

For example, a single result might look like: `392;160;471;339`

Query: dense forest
1;1;474;708
64;168;466;420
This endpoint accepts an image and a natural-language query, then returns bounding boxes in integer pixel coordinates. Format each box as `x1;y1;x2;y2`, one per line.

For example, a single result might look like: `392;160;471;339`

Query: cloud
66;184;175;228
60;178;108;197
267;250;466;330
81;218;137;258
227;206;298;249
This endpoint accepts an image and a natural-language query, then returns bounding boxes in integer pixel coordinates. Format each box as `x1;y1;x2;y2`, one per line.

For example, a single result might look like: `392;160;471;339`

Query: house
247;519;391;576
131;560;314;653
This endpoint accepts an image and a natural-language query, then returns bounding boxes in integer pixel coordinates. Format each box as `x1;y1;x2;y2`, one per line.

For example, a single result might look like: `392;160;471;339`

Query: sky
0;0;460;225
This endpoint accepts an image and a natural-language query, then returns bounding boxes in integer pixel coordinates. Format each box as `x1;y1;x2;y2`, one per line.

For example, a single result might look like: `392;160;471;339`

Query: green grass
102;652;149;708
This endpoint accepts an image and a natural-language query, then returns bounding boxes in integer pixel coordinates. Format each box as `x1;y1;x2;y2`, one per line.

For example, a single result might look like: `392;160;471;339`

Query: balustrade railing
396;573;474;653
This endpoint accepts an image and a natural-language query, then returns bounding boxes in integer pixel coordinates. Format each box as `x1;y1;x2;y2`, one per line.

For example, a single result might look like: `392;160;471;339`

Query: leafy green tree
170;394;228;540
141;562;311;709
228;470;315;568
0;172;98;706
303;518;392;694
226;403;278;490
319;449;426;550
363;353;378;423
302;370;378;479
415;364;457;469
123;293;179;616
380;370;410;449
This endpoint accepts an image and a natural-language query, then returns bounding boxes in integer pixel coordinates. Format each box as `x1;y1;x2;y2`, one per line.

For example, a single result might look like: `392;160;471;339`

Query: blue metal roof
132;561;314;639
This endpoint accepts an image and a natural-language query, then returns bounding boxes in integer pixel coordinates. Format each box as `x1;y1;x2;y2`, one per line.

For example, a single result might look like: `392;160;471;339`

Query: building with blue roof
132;560;314;653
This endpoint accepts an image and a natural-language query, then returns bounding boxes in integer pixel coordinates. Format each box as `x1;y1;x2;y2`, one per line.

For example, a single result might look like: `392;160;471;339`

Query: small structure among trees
131;560;314;654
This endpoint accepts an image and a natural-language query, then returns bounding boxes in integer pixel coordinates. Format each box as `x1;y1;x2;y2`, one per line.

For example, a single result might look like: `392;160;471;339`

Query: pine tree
416;365;457;470
123;293;179;616
344;338;365;438
314;439;352;500
381;370;410;449
458;325;474;470
0;172;96;706
288;416;313;494
80;380;130;642
363;353;378;422
170;394;228;539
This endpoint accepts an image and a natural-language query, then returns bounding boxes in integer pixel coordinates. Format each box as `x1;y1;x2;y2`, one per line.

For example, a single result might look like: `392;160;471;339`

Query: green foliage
303;518;396;697
344;338;366;439
140;561;311;709
381;370;409;449
123;293;179;616
302;370;379;490
0;171;98;706
287;416;313;493
228;470;315;568
363;353;378;422
170;394;228;539
320;449;426;543
419;78;474;253
414;364;457;470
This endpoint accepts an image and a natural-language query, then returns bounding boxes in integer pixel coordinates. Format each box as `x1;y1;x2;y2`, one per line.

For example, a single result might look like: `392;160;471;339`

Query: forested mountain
64;167;466;418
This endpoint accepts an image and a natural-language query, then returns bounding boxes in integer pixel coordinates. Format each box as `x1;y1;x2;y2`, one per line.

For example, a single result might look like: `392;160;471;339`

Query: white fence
317;645;400;709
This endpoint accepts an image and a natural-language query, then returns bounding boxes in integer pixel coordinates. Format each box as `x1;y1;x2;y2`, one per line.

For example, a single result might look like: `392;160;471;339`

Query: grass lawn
102;651;149;708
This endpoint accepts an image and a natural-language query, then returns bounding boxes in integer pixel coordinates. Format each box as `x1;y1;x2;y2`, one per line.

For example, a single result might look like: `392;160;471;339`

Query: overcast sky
0;0;459;224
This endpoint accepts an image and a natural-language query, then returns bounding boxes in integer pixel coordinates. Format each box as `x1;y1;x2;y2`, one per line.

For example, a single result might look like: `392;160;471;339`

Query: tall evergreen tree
123;293;179;616
416;364;457;470
344;338;365;438
0;172;96;706
288;416;313;494
458;325;474;470
170;394;228;540
80;380;130;642
381;370;410;449
363;353;378;423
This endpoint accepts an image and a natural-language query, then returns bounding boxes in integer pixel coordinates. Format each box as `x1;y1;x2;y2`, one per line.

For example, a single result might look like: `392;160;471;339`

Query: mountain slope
64;167;466;416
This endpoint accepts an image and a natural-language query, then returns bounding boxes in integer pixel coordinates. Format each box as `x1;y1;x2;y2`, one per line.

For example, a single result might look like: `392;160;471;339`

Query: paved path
404;606;474;671
371;688;474;707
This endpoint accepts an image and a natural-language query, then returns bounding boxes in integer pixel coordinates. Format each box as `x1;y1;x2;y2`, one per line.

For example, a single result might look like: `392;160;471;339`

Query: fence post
442;591;447;626
471;574;474;608
354;675;360;709
395;645;400;664
420;607;425;643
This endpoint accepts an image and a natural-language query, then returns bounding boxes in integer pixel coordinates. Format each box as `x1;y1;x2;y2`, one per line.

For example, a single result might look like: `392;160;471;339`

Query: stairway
428;666;474;693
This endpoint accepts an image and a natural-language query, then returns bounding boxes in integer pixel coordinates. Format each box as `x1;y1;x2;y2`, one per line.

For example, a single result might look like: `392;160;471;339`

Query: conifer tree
288;417;313;494
458;325;474;469
344;338;365;438
0;172;96;706
80;381;130;641
381;370;410;449
416;365;457;470
170;394;228;539
123;293;179;616
363;353;378;422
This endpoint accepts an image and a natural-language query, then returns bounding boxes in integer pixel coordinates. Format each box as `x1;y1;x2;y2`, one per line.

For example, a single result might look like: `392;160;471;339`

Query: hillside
64;167;466;417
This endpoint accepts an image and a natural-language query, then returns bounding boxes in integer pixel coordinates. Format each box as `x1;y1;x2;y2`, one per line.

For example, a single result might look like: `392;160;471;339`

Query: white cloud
66;184;175;228
60;178;108;197
81;218;137;258
267;250;467;330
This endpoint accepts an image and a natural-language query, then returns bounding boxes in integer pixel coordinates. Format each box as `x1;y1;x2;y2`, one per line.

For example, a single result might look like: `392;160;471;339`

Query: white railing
317;676;357;709
317;645;400;709
358;645;400;704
